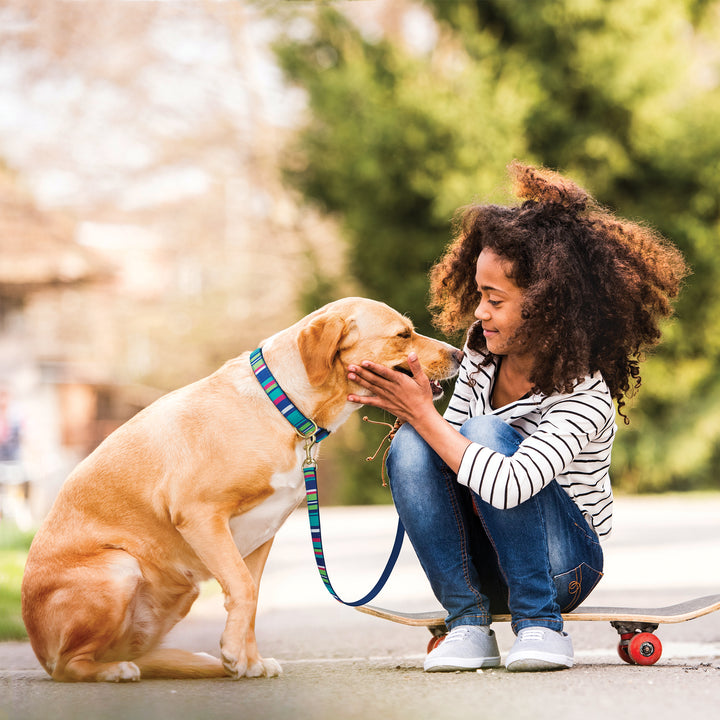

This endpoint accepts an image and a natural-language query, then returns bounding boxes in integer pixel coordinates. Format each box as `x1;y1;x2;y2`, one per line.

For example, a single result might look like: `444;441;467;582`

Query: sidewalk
2;494;719;720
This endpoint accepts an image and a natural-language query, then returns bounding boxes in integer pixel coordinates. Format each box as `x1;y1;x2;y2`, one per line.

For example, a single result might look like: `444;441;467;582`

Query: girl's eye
477;289;501;308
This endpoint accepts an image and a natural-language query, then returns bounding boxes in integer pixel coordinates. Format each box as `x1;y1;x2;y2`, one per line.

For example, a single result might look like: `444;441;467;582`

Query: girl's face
474;249;527;358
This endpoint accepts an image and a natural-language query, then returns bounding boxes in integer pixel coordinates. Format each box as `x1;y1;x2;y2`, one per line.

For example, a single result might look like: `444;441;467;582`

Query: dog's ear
298;312;356;386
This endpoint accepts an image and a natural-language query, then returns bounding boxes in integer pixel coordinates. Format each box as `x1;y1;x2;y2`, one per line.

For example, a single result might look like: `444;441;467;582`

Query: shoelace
442;627;474;645
442;626;492;645
518;628;547;642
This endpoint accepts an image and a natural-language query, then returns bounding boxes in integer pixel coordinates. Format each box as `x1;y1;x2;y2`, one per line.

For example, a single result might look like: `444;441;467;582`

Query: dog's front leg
176;515;280;678
241;538;282;677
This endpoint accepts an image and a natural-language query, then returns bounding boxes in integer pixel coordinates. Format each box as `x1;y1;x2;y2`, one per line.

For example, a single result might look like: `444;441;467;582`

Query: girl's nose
475;302;490;321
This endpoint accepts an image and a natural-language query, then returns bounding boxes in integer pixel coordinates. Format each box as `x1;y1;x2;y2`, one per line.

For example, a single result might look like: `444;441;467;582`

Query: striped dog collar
249;347;330;442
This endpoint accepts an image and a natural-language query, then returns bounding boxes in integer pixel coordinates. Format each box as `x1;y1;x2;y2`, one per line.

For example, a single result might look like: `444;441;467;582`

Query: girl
347;162;687;672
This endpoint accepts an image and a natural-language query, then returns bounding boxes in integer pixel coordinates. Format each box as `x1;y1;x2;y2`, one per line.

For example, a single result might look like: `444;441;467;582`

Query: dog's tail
134;648;229;679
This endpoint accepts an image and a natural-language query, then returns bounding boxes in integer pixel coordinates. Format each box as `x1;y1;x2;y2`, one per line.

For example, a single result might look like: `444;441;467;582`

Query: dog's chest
228;445;307;557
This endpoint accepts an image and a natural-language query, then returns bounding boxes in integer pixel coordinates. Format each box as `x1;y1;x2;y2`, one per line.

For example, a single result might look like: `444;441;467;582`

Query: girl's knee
459;416;522;456
459;415;506;440
386;423;440;483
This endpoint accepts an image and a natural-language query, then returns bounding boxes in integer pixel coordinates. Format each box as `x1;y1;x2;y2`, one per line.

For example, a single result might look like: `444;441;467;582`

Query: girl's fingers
348;368;381;390
348;364;395;390
360;360;396;379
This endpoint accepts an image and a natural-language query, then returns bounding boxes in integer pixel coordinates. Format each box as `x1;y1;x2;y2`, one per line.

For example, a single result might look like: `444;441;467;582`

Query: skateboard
357;593;720;666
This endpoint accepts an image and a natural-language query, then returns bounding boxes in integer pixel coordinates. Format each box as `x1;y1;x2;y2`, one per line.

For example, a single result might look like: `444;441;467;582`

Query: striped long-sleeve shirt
444;347;616;540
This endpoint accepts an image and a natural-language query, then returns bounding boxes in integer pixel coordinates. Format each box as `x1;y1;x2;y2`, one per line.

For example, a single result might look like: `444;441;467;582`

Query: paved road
2;494;719;720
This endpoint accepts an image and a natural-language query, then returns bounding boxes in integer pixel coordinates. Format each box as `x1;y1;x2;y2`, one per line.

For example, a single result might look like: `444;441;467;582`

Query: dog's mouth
393;365;445;399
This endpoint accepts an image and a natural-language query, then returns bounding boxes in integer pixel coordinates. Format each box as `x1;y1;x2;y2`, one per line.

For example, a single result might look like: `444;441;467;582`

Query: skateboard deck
357;593;720;665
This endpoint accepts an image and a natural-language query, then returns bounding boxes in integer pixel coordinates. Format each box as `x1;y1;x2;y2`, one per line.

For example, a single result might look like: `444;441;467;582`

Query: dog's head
296;297;461;400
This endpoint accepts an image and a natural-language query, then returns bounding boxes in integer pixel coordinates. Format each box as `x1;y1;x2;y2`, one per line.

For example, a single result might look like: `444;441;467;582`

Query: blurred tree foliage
273;0;720;499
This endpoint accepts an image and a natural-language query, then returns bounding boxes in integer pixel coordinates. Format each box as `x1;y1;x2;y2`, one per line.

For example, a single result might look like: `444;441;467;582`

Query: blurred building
0;172;159;525
0;1;429;522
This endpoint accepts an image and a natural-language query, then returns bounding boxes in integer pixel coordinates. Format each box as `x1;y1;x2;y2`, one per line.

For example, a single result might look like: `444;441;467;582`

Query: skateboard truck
611;621;662;665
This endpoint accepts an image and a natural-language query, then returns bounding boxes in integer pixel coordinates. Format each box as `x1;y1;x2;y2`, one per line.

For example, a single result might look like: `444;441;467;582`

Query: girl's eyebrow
478;284;509;295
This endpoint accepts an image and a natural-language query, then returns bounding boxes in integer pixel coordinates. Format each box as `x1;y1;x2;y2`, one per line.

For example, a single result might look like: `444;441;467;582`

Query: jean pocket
553;562;604;613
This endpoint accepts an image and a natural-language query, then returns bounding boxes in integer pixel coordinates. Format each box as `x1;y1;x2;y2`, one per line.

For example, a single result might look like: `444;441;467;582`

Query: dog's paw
221;649;245;679
246;657;282;678
221;649;281;679
97;661;141;683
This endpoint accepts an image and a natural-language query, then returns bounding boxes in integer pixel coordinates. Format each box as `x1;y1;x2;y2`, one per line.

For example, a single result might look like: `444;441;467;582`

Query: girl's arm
348;356;615;510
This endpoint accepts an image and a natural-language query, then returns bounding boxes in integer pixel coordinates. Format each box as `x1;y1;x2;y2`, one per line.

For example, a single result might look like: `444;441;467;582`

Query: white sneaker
505;626;574;672
424;625;501;672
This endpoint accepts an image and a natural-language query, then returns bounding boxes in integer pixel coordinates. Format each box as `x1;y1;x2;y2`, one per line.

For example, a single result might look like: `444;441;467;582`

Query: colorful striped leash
250;347;405;606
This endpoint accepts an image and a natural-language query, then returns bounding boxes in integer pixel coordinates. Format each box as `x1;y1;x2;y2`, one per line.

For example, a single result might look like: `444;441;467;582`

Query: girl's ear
298;312;355;386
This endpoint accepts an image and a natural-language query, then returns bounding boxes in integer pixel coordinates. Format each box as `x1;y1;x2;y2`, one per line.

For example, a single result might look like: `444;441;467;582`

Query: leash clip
296;422;319;468
301;435;318;468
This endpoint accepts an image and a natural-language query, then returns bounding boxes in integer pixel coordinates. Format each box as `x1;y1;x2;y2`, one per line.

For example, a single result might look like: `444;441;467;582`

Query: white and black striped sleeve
444;354;495;427
443;355;481;427
456;390;615;509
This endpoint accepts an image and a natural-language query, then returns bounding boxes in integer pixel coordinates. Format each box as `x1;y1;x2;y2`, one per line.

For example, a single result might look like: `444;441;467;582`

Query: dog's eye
397;329;412;339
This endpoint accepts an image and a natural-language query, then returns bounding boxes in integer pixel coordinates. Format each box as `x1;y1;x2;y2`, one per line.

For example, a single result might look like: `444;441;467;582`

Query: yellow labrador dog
22;297;461;682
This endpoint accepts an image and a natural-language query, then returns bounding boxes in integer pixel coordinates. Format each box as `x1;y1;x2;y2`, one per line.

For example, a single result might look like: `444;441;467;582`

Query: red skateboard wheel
627;632;663;665
427;634;446;654
617;641;633;664
617;631;634;664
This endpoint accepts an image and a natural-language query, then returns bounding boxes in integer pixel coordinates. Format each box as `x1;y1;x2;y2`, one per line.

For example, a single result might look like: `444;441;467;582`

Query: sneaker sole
424;657;501;672
505;653;574;673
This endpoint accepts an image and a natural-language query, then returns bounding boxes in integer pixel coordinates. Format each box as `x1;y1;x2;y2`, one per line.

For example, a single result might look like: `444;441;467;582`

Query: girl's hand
347;352;436;425
349;352;471;474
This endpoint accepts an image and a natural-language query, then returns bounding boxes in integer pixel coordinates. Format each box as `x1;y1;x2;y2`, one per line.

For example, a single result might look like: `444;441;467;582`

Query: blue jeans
386;416;604;634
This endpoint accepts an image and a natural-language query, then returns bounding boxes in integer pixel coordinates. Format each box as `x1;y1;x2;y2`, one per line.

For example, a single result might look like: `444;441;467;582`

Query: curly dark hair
429;161;688;421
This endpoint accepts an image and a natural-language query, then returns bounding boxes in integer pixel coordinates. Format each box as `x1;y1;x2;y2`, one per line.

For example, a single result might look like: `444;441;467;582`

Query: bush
0;522;33;640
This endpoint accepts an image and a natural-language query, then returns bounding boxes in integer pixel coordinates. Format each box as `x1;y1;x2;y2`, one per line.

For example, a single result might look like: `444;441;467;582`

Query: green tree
273;0;720;497
273;6;534;502
425;0;720;492
274;8;533;334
